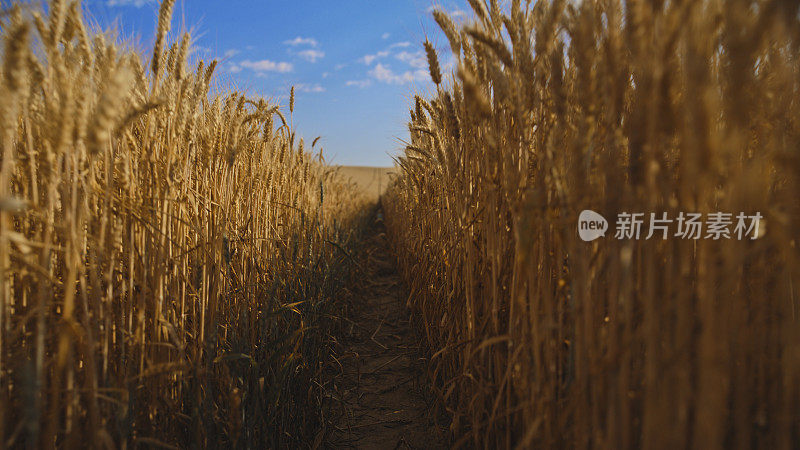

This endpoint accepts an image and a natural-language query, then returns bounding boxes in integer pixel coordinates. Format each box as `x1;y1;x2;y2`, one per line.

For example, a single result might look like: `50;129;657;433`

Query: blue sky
78;0;471;166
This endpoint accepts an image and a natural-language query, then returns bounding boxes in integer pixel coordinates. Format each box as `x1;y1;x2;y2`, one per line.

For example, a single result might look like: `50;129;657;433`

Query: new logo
578;210;608;242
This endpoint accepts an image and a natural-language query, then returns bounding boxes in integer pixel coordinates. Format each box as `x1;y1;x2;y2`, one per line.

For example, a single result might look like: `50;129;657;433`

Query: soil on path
325;211;448;449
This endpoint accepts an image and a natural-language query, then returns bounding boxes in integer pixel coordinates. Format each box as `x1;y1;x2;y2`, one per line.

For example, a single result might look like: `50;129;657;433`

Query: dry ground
324;211;448;449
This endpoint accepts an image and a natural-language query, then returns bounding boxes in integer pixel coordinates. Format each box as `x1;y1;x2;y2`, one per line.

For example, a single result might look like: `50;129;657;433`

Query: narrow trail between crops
325;208;448;449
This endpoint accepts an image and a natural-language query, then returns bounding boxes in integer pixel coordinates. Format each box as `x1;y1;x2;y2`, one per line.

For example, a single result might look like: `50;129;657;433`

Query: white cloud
426;5;467;18
395;50;426;69
322;72;330;78
284;36;319;47
231;59;294;74
335;64;347;71
107;0;153;6
224;49;240;59
359;43;413;66
297;49;325;63
296;83;325;93
369;63;428;85
346;79;372;88
382;32;391;40
361;50;390;65
353;42;434;85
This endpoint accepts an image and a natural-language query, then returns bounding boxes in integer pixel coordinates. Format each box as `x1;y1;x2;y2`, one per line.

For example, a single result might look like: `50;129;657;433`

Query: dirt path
325;211;448;449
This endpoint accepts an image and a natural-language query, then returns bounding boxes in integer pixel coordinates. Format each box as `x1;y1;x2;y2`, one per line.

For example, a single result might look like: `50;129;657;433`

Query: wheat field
1;0;799;448
0;0;371;447
335;166;396;202
384;0;800;448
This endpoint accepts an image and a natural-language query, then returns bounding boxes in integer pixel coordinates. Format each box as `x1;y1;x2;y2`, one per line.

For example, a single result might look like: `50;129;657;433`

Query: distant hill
336;166;397;202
